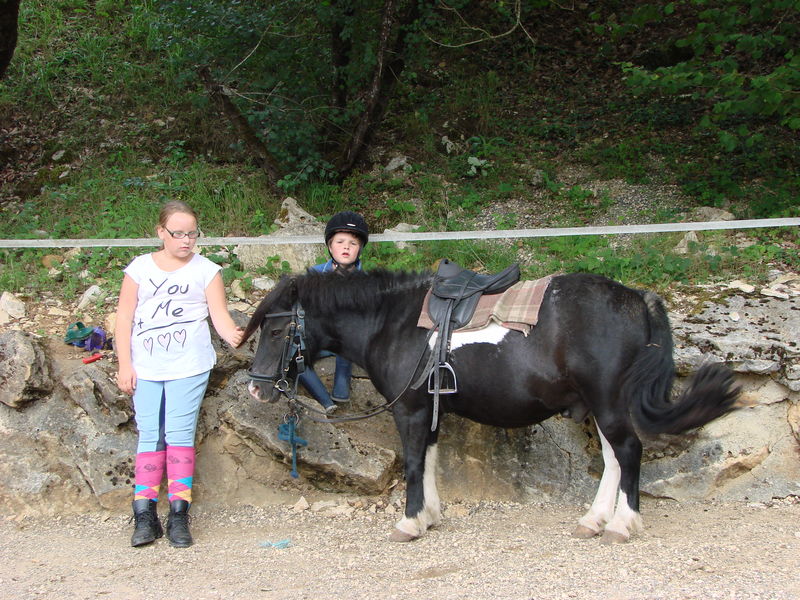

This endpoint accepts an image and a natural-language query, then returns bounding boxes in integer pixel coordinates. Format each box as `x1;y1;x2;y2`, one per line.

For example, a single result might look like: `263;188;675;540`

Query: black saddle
429;259;520;329
417;259;520;431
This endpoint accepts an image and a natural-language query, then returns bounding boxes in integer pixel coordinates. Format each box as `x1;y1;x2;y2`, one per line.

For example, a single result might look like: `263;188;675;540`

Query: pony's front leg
391;409;442;542
392;443;441;541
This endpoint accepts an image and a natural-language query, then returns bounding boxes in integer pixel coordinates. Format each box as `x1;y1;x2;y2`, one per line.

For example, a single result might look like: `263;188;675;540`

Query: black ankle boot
131;499;163;547
166;500;193;548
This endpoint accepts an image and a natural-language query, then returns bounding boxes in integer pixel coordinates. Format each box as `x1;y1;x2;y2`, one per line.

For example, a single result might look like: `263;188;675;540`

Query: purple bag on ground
84;327;107;352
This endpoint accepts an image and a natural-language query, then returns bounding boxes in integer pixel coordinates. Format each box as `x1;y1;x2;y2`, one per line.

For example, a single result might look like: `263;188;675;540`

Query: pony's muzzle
268;385;283;403
247;379;282;403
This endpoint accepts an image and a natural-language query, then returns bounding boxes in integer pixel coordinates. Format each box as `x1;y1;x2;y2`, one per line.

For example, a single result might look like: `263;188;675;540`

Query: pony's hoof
600;530;629;545
572;525;599;539
389;528;417;543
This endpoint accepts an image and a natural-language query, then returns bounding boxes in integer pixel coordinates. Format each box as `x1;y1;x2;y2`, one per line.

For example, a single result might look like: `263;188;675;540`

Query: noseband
247;302;307;399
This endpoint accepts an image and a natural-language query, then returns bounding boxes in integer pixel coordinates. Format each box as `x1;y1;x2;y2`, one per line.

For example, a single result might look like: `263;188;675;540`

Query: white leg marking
395;444;441;537
428;322;509;351
423;444;441;527
578;423;620;533
605;491;643;539
395;515;422;537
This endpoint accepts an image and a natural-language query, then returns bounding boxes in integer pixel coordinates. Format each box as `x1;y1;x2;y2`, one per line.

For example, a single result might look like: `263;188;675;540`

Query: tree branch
198;66;282;195
422;0;536;48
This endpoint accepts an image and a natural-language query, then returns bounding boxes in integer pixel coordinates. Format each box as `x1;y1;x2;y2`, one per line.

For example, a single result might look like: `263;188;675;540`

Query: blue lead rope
278;415;307;478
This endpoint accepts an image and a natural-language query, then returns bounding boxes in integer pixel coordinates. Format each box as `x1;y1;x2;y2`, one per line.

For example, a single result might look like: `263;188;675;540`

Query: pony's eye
271;328;283;337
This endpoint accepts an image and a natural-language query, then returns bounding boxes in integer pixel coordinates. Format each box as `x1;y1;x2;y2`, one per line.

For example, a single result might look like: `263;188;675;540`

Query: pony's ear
237;302;264;347
237;275;294;347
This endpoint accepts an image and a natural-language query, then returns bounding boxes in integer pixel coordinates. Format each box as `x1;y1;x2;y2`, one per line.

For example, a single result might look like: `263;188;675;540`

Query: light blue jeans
132;371;210;453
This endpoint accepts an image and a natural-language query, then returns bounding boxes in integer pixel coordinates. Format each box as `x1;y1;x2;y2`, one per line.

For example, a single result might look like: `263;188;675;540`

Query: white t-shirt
124;252;221;381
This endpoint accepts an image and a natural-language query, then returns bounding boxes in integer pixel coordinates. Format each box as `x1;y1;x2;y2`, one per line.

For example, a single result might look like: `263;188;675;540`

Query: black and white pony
239;269;739;543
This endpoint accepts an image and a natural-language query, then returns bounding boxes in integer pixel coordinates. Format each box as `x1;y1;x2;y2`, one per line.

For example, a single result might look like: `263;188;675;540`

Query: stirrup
428;363;458;394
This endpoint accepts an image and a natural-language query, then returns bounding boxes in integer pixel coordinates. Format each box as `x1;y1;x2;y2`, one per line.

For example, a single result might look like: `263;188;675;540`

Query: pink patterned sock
166;445;195;504
134;450;166;501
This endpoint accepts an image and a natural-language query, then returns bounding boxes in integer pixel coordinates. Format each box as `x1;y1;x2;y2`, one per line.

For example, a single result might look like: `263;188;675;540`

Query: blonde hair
157;201;198;231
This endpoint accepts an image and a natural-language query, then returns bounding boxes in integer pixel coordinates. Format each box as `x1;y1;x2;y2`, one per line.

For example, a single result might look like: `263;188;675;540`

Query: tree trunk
0;0;21;80
322;0;354;149
198;66;282;195
362;1;421;157
336;0;422;179
336;0;398;177
329;1;353;111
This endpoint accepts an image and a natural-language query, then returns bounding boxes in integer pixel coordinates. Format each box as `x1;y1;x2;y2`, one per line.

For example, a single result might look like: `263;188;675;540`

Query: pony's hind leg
574;424;619;539
574;421;643;543
603;424;644;543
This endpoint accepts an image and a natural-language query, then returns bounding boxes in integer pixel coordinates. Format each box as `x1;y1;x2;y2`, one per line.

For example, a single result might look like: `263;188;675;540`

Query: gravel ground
2;498;799;600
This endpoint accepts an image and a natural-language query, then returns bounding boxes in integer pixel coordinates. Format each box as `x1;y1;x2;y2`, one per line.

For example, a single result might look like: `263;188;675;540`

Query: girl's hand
117;365;137;395
225;326;245;348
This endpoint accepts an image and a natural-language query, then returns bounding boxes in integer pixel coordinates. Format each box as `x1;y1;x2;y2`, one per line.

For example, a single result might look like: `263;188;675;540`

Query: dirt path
2;497;799;600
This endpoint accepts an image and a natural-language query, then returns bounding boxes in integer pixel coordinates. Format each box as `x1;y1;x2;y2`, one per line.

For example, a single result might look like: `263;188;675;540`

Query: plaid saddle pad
417;275;553;335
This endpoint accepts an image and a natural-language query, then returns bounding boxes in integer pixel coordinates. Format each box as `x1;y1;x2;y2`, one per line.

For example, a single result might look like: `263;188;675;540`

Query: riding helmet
324;211;369;247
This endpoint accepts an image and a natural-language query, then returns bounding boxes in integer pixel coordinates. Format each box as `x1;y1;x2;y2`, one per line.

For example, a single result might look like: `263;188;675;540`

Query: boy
299;211;369;412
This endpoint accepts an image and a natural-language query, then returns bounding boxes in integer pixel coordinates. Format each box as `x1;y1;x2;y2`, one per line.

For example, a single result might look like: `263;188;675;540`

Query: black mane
297;269;431;315
239;275;294;345
239;269;431;345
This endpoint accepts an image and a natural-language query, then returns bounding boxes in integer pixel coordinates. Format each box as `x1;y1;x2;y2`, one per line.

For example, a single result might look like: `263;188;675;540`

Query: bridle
246;302;307;399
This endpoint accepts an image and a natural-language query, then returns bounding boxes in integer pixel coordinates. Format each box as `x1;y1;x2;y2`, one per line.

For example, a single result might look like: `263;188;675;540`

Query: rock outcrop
1;199;797;515
234;198;326;272
1;285;798;516
0;330;52;408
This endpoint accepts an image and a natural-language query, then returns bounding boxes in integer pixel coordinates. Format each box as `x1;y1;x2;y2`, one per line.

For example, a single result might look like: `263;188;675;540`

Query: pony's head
240;276;298;402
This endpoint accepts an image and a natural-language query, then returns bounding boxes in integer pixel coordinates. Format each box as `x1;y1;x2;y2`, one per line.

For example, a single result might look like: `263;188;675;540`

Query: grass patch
522;228;799;289
0;158;276;240
5;1;183;114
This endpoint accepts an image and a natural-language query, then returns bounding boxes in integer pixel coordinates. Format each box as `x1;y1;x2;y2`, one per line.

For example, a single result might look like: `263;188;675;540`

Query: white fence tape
0;218;797;249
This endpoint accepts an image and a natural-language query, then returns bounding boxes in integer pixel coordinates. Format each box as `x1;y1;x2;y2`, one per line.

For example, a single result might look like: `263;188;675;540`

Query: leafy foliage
148;0;433;181
615;1;800;148
1;0;797;300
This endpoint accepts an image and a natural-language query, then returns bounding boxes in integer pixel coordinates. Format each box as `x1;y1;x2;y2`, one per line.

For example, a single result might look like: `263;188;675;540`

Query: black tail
624;291;740;435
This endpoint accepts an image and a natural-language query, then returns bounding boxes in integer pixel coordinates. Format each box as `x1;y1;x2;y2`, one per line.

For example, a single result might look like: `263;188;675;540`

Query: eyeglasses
164;227;201;239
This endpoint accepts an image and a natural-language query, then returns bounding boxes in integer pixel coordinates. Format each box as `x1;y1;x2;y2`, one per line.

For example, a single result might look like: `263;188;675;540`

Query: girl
298;211;369;413
115;201;243;548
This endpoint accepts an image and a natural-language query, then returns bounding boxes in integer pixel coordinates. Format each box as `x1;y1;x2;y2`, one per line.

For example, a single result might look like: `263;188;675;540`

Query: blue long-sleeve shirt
309;258;362;273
